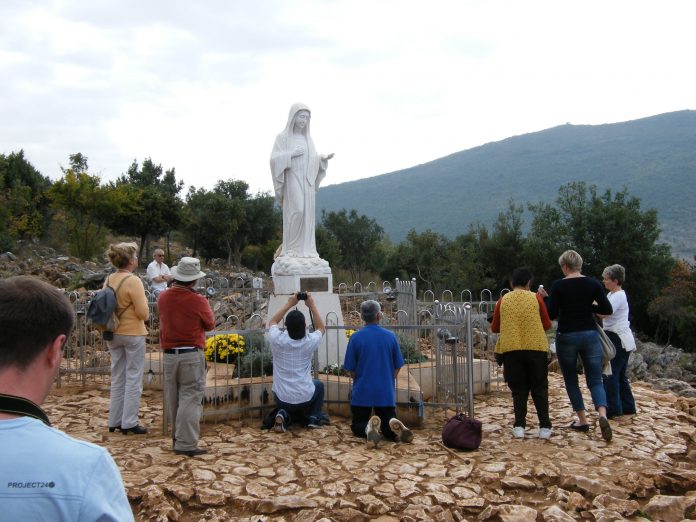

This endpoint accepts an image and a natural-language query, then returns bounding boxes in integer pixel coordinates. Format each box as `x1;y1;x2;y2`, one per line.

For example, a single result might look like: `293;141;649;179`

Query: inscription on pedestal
300;277;329;292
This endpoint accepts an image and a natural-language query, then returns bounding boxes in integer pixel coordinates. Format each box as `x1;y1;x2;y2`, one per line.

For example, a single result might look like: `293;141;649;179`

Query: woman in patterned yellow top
491;267;553;439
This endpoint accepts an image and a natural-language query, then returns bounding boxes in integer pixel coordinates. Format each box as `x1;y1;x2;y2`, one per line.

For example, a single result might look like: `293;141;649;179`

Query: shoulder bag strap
113;274;134;319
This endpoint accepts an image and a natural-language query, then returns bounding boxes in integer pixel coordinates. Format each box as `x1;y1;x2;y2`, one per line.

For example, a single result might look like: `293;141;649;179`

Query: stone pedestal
270;254;346;368
271;273;333;295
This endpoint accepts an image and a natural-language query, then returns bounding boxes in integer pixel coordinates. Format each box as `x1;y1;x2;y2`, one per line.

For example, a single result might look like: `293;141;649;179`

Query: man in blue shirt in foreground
0;276;134;521
343;299;413;447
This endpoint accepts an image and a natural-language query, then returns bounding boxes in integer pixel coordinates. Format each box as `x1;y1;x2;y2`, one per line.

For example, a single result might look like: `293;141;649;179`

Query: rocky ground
47;373;696;522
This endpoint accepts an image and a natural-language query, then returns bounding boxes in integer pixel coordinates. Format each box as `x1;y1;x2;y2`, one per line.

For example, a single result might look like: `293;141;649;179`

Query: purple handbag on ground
442;413;482;450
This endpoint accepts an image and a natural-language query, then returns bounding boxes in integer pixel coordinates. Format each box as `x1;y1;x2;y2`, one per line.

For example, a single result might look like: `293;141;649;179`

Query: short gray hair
360;300;381;323
602;264;625;285
558;249;583;272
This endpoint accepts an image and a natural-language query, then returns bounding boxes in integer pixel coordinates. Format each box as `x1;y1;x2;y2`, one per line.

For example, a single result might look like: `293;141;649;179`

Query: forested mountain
316;110;696;258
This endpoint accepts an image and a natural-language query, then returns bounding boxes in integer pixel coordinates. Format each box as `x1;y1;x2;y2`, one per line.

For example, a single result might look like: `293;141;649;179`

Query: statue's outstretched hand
326;153;335;160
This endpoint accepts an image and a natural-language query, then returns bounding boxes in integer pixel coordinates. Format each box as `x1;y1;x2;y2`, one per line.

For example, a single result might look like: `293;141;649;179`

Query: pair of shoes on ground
568;418;612;441
365;416;414;448
174;447;208;457
512;426;552;439
274;410;331;431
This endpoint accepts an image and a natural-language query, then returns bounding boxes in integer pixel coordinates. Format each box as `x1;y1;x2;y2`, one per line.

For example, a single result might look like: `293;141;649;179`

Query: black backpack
86;274;132;339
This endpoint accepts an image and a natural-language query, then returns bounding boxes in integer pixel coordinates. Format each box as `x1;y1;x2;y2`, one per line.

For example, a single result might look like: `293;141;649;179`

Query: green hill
316;110;696;258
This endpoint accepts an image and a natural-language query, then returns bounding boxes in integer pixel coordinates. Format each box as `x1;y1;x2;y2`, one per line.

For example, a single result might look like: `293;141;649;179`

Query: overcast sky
2;0;695;196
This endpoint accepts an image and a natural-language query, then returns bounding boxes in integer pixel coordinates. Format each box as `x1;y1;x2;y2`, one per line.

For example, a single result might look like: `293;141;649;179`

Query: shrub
397;332;427;363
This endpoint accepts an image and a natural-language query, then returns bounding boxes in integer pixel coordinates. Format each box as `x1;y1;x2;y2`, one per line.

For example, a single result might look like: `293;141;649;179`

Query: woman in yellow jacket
491;267;552;439
105;242;149;435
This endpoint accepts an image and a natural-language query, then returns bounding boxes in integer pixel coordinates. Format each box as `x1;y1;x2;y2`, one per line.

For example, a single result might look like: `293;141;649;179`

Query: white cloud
1;0;694;194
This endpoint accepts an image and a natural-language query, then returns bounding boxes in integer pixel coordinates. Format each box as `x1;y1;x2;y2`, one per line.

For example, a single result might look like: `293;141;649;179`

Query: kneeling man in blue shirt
343;300;413;446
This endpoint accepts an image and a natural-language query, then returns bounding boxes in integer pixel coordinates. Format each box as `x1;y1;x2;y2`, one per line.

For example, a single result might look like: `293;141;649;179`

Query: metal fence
58;277;500;427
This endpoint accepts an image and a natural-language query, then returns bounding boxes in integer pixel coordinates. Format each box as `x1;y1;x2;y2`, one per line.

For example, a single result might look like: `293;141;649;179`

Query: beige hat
171;257;206;282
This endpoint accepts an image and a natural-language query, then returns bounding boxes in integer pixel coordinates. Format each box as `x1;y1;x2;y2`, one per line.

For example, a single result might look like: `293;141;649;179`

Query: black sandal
569;421;590;432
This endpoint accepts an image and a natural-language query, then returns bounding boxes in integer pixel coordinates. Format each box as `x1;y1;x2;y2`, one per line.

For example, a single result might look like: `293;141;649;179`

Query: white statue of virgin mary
270;103;334;275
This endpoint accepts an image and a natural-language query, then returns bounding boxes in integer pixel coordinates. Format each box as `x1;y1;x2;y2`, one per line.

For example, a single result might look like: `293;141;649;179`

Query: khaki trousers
163;349;206;451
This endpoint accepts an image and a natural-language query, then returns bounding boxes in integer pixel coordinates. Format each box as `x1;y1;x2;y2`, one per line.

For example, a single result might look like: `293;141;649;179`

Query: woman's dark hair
510;267;533;288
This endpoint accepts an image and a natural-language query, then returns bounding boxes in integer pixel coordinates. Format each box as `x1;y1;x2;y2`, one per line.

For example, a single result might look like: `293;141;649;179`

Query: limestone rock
139;484;181;521
235;494;319;513
355;494;390;515
196;487;227;506
540;504;575;521
501;476;537;490
478;503;538;521
643;494;696;521
592;493;640;516
192;468;217;482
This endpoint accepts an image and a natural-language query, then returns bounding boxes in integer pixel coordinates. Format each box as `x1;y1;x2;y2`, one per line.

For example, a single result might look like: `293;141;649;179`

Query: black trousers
503;350;551;429
350;406;397;440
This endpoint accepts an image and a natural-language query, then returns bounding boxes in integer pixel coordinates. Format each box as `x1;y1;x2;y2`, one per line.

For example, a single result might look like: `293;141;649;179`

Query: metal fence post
465;303;475;417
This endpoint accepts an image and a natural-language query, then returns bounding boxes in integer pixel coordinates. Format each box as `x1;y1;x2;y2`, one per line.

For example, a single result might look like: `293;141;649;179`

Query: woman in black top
539;250;614;442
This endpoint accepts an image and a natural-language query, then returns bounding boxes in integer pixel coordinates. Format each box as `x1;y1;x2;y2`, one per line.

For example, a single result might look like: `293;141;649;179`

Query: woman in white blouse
600;264;637;418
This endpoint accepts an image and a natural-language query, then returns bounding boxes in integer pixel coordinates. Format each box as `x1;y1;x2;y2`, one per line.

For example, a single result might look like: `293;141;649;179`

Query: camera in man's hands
296;291;308;301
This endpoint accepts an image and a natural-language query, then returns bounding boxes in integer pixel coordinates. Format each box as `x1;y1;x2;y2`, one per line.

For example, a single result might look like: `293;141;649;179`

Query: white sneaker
366;416;382;448
512;426;525;439
389;418;414;443
538;428;552;440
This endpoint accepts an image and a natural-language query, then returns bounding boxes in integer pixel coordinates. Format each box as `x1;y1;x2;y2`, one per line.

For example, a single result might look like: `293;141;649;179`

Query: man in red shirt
158;257;215;456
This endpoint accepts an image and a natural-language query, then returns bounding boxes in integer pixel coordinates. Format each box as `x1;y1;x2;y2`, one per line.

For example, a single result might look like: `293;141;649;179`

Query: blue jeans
556;330;607;412
273;379;325;426
603;331;636;417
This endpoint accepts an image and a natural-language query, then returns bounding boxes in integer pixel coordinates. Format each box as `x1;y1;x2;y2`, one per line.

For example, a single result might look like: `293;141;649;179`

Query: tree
184;180;279;269
649;260;696;349
48;154;116;259
181;186;209;257
113;158;184;261
478;202;526;292
525;182;673;330
319;209;385;281
232;191;281;269
0;150;52;249
381;229;450;292
315;225;342;268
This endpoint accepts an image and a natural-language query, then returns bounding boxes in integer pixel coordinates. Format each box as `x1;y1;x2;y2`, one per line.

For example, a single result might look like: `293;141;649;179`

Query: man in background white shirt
146;248;172;295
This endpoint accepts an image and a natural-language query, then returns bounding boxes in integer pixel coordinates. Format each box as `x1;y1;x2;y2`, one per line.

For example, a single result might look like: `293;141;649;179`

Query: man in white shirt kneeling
266;292;327;432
